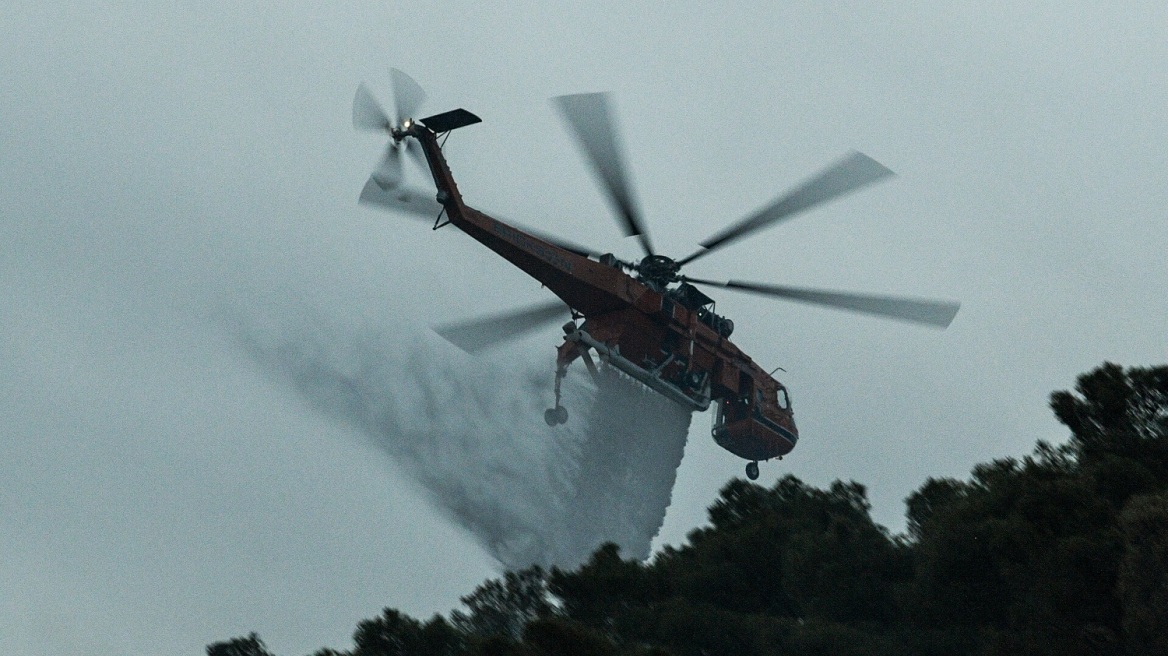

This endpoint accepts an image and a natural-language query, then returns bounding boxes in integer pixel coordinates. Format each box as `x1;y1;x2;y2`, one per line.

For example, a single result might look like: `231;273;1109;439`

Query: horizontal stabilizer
420;108;482;133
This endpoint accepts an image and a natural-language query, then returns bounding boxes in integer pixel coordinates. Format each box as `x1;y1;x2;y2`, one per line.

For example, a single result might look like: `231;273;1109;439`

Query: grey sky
3;2;1167;654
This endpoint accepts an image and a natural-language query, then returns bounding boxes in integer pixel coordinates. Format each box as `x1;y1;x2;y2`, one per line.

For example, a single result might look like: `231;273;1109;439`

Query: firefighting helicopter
353;70;959;481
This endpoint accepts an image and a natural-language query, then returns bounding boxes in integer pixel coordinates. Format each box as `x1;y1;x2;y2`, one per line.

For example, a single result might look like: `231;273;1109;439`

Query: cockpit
711;371;797;463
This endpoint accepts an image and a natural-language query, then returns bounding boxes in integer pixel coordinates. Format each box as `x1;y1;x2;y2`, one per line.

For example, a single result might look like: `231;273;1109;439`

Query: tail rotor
353;69;429;189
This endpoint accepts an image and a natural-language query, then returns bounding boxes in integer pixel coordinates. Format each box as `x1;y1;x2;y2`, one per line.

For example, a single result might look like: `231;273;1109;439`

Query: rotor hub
636;254;681;289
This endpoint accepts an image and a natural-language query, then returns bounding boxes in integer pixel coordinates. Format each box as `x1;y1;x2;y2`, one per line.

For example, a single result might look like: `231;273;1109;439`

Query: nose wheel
745;461;760;480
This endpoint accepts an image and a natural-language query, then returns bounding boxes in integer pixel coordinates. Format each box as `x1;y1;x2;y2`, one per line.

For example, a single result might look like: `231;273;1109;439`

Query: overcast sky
3;2;1167;654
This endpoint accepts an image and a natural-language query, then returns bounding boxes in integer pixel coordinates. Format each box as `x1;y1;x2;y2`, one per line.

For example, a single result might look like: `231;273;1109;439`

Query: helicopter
353;70;959;481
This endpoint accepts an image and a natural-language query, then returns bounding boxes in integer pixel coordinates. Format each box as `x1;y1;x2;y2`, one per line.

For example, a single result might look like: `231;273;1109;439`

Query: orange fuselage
411;126;797;462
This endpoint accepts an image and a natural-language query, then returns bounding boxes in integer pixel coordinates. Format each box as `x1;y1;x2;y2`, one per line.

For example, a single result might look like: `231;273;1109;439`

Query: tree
521;617;617;656
778;484;910;625
1051;362;1168;478
206;362;1168;656
547;542;661;634
909;450;1124;648
352;608;422;656
451;566;553;641
656;476;906;624
1118;492;1168;655
351;609;462;656
207;633;275;656
905;477;966;542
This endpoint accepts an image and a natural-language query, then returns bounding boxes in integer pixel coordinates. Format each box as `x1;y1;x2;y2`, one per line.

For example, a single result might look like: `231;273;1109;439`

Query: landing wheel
745;461;760;481
544;406;569;426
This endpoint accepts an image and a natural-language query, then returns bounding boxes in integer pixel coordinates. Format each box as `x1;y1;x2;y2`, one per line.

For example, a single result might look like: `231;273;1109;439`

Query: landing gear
745;461;760;481
546;362;570;426
544;405;568;426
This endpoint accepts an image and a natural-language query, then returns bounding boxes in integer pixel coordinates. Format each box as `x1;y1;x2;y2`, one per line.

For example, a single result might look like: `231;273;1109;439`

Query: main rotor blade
359;178;443;220
434;300;569;353
678;152;894;266
353;83;390;131
507;222;606;259
390;68;426;124
552;92;654;256
684;277;959;328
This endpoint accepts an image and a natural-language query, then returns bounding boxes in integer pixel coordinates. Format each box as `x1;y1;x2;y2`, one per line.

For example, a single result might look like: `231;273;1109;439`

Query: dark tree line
210;362;1168;656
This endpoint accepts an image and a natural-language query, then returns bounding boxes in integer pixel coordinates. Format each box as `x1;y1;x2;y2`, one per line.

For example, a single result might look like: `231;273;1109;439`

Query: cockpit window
778;388;791;410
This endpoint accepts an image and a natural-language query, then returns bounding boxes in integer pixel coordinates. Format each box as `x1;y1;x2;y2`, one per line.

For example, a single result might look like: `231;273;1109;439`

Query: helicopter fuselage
407;124;798;463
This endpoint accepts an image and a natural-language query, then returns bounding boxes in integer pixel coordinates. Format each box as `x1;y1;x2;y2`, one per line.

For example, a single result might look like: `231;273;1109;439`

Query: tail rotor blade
359;178;444;220
552;92;654;256
371;144;404;189
405;138;428;173
685;277;959;328
390;68;426;124
679;152;894;266
353;82;390;131
434;300;569;353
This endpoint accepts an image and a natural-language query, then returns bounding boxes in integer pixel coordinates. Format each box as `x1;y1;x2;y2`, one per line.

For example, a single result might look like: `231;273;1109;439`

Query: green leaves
350;610;462;656
1052;362;1168;467
1118;492;1168;655
451;566;554;642
207;634;276;656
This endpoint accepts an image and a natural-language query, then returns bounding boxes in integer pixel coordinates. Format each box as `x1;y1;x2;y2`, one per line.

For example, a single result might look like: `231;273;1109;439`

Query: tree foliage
1117;492;1168;656
451;566;553;641
350;608;462;656
211;362;1168;656
207;633;276;656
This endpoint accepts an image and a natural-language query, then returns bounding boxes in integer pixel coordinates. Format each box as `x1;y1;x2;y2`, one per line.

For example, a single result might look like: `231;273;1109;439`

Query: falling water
240;315;692;569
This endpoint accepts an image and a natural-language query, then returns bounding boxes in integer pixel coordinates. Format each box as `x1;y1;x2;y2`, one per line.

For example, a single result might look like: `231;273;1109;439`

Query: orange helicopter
353;70;959;481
